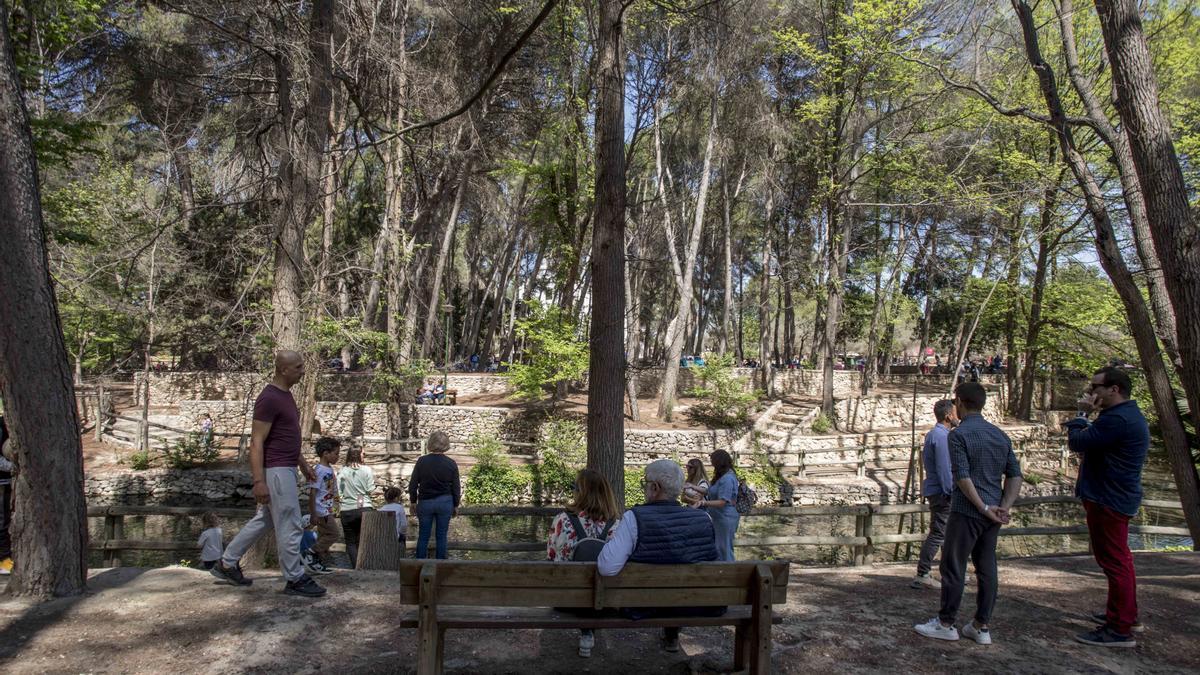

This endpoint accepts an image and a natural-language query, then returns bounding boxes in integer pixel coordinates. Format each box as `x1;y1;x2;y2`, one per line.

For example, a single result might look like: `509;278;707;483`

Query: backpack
735;478;758;516
566;512;615;561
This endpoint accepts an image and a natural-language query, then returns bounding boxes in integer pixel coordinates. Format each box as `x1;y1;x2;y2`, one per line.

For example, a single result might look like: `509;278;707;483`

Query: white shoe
578;632;595;657
914;617;959;641
910;574;939;589
961;622;992;645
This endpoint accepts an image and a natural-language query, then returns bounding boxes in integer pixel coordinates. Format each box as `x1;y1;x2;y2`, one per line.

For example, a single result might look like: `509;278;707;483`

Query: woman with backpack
545;468;620;657
693;449;741;561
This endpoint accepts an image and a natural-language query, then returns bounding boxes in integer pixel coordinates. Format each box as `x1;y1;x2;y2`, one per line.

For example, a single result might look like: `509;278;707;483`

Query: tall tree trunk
270;0;336;350
0;5;87;597
757;189;775;393
1018;158;1062;420
657;86;718;421
1014;0;1200;546
1055;0;1180;370
588;0;627;506
420;160;472;359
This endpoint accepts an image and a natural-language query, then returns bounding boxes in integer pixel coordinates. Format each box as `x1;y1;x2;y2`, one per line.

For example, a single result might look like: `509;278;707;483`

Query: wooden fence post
861;507;874;566
103;513;124;567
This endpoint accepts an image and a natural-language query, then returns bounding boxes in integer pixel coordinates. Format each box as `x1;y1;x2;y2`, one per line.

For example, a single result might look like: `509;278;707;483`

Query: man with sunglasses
1064;366;1149;648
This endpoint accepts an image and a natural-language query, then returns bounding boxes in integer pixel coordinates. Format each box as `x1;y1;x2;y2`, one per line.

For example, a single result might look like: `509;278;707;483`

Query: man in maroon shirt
211;351;326;597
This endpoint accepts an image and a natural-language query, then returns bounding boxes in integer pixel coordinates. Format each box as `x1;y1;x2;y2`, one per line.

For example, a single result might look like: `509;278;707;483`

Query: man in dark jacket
598;459;719;651
1064;366;1149;648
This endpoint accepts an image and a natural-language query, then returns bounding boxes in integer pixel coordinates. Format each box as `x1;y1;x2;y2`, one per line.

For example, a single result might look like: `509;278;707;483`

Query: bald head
273;350;305;388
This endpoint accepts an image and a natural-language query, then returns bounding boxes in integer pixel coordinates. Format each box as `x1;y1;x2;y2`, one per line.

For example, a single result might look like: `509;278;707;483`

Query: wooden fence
87;496;1189;568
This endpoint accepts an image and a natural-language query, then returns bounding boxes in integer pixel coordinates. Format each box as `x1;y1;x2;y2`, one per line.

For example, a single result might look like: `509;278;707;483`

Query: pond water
89;458;1192;568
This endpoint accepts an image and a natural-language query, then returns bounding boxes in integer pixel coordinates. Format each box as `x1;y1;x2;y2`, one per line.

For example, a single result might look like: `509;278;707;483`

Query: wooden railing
87;496;1189;568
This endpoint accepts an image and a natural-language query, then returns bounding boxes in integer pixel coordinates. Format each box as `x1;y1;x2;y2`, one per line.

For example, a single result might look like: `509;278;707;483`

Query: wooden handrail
88;495;1188;569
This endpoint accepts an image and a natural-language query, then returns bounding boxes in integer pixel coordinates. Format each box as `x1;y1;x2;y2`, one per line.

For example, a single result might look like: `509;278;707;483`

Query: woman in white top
337;446;375;568
683;458;710;504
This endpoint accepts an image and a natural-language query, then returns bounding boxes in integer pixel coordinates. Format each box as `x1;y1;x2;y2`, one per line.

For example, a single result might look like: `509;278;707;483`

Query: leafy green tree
504;299;587;402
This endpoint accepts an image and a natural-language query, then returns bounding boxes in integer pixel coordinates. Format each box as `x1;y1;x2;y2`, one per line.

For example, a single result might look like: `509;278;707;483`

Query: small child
299;514;318;565
197;512;222;570
378;486;409;551
307;437;342;575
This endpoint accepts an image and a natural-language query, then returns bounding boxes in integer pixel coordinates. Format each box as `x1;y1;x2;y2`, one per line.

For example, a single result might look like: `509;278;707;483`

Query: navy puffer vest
629;501;718;564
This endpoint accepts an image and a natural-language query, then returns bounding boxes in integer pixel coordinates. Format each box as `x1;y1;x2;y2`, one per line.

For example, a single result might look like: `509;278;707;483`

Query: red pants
1084;499;1138;635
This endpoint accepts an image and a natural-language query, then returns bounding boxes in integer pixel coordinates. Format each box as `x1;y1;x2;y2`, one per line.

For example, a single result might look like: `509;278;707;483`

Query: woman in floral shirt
545;468;620;657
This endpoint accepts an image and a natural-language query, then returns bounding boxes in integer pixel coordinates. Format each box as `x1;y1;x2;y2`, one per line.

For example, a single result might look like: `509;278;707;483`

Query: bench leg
436;627;446;673
418;621;440;674
735;623;752;673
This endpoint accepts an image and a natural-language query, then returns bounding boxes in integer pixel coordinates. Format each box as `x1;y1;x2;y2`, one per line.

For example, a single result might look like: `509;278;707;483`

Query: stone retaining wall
833;393;1004;432
137;371;513;407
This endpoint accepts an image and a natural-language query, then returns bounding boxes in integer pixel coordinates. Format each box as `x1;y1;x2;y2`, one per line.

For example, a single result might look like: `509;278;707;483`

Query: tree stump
357;510;403;571
241;529;277;570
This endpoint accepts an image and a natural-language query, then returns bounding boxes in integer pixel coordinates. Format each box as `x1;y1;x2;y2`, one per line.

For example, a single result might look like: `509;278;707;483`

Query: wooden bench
399;559;789;674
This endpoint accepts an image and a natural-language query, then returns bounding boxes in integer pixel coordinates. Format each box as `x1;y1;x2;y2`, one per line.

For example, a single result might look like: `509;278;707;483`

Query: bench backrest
398;560;789;608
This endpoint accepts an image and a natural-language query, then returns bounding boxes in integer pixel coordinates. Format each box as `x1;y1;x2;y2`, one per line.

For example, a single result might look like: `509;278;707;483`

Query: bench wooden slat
398;560;789;590
399;585;786;607
397;606;784;629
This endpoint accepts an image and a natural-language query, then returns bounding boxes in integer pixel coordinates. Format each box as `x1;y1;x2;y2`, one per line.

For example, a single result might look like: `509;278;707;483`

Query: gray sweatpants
222;467;305;582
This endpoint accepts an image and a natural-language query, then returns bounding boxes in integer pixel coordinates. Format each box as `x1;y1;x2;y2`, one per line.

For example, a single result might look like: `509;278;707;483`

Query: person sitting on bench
597;459;723;653
416;382;436;404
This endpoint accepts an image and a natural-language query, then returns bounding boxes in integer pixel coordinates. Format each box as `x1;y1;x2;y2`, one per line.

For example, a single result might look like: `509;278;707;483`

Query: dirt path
0;552;1195;674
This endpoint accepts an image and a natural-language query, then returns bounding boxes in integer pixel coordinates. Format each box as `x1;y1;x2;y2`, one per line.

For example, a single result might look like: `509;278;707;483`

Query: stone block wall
412;405;539;443
622;428;743;464
833;394;1004;432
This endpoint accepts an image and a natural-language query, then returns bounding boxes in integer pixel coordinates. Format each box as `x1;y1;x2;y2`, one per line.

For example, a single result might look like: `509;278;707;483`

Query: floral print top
546;510;619;561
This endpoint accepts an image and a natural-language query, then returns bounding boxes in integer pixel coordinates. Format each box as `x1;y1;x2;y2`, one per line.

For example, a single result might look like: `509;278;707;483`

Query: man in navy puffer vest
598;459;721;652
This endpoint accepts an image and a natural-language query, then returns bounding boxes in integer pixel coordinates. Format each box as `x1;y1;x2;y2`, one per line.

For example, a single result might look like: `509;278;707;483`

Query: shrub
811;413;833;434
623;468;644;509
685;353;758;428
161;432;220;469
129;448;152;470
535;419;586;504
464;434;530;504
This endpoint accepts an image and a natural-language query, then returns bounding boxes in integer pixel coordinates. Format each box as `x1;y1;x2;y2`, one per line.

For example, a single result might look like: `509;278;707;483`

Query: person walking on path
915;382;1022;645
337;446;375;568
409;431;460;559
912;399;959;589
691;450;740;561
210;351;326;597
1064;366;1149;648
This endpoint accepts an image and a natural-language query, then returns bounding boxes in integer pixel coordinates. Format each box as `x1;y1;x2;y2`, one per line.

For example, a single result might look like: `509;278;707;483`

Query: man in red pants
1063;366;1149;648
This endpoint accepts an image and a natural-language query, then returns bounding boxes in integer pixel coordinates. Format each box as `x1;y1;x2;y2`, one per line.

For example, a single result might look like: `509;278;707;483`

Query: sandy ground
0;552;1195;674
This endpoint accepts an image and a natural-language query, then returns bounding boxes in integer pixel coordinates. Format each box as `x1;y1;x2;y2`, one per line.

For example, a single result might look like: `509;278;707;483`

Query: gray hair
644;459;684;499
426;431;451;453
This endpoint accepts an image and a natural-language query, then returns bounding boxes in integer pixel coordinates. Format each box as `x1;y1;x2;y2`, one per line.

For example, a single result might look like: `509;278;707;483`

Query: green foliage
623;468;645;509
811;413;833;434
534;419;586;503
161;432;219;469
463;434;530;504
128;448;152;471
684;353;758;428
504;300;588;401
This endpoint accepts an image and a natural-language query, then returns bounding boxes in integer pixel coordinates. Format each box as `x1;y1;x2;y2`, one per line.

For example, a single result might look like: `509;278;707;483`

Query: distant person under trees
911;399;958;589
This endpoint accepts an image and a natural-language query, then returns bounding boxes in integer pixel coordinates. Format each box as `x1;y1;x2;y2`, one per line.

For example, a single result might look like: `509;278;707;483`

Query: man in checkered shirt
915;382;1023;645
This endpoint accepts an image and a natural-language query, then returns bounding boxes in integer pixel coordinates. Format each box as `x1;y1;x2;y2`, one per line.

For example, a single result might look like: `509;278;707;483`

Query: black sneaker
210;560;252;586
1090;611;1145;633
1075;626;1136;648
284;574;327;597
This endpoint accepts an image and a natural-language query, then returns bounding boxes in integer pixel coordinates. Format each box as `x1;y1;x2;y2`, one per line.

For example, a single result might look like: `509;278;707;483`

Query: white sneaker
914;617;959;641
961;622;993;645
910;574;939;589
578;632;595;657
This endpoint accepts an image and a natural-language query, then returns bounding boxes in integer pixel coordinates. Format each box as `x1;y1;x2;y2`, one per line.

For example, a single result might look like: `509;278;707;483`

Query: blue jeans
711;507;740;562
415;494;454;559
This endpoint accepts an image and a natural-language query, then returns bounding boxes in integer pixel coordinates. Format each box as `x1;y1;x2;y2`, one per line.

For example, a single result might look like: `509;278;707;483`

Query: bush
811;413;833;434
128;448;152;471
161;432;220;469
535;419;586;504
464;434;530;504
623;468;645;509
685;353;759;428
